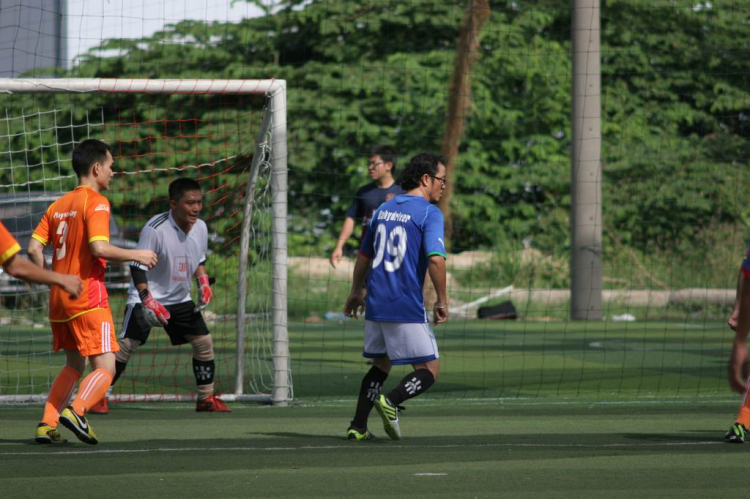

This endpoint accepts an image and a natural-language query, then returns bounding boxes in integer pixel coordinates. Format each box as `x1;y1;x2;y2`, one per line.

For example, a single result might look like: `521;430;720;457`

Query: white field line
0;398;738;411
0;440;723;457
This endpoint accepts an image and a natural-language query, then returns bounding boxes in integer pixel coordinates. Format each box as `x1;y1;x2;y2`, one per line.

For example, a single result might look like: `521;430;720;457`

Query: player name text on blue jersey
376;210;412;223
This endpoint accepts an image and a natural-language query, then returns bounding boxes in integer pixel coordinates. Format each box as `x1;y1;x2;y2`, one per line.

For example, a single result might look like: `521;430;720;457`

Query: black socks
385;369;435;406
351;366;389;429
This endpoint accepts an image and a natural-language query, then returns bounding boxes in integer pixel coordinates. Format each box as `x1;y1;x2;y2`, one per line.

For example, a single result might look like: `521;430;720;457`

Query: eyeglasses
367;161;385;168
430;175;447;186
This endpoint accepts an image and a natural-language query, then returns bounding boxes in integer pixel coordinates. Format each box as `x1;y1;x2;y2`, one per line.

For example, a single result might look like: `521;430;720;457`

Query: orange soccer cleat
89;396;109;415
195;394;231;412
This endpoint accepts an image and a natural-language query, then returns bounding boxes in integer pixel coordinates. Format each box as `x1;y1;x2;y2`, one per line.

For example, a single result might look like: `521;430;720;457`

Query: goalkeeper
93;178;230;414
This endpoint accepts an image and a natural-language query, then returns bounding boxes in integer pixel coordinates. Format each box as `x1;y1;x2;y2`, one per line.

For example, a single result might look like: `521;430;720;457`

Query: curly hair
396;152;446;191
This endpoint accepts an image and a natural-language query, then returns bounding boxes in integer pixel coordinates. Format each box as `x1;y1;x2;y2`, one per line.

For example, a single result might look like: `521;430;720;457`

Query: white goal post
0;78;291;406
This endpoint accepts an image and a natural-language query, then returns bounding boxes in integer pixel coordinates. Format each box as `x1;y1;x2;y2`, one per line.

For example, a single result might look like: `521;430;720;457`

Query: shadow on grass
622;432;720;443
249;431;344;441
1;429;734;482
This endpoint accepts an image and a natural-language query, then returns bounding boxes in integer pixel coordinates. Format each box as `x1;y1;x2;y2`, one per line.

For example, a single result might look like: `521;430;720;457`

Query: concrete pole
570;0;602;320
57;0;67;72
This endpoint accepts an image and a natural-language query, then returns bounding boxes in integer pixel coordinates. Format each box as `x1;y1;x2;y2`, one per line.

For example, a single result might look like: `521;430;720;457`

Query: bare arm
729;267;744;331
90;241;157;269
729;276;750;393
194;264;208;279
27;238;46;268
330;217;356;268
428;255;449;325
343;253;371;319
349;253;371;292
3;254;82;297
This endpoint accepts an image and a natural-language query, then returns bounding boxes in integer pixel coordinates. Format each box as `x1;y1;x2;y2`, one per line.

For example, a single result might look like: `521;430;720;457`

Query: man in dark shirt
330;145;404;268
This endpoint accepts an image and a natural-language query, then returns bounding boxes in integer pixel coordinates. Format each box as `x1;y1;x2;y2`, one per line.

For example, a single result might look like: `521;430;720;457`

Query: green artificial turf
0;400;744;498
1;319;745;497
2;319;736;400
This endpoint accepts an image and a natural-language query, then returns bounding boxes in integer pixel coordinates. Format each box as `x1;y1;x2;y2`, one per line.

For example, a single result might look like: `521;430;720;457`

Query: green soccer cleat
726;422;747;444
35;423;67;444
347;426;375;441
373;394;401;441
60;406;99;445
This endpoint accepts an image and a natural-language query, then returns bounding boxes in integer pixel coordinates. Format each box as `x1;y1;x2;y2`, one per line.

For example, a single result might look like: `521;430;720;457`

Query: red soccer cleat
89;396;109;415
195;394;231;412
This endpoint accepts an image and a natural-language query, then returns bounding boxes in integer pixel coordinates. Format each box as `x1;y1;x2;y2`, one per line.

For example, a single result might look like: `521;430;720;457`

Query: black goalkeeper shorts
121;301;210;346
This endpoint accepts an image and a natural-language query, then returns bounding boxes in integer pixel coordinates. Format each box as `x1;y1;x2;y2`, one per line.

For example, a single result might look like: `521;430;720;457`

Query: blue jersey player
343;152;449;441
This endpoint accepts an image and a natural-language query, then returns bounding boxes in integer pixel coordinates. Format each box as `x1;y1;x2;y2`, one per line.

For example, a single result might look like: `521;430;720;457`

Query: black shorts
121;301;210;346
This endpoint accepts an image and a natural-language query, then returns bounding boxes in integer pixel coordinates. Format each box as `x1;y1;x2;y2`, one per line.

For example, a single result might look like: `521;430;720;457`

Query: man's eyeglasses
430;175;447;186
367;161;385;168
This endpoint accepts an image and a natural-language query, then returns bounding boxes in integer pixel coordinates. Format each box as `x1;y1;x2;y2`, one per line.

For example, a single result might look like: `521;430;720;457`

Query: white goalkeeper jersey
126;211;208;306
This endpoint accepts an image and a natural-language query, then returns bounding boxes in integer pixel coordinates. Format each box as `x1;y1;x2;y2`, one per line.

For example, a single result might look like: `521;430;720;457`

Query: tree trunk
438;0;491;248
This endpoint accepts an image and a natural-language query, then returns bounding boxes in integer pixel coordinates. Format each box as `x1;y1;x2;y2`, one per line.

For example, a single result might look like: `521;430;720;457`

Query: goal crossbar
0;78;285;96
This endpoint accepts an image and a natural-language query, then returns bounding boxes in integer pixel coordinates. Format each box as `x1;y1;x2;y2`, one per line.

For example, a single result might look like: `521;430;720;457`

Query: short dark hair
72;139;113;178
169;177;202;202
396;152;446;191
370;145;398;175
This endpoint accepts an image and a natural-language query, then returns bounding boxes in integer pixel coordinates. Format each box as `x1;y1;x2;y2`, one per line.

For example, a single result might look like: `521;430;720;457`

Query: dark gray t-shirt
345;182;405;230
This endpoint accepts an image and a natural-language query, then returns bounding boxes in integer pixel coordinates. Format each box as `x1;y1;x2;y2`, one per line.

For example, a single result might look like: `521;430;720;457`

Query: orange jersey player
32;182;117;322
726;248;750;443
0;221;21;267
0;221;82;296
27;139;157;446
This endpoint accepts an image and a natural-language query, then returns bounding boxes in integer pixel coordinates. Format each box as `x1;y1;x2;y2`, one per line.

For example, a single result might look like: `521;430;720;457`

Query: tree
439;0;491;247
1;0;747;265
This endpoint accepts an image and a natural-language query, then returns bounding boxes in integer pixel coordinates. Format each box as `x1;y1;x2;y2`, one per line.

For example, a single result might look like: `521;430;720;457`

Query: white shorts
363;320;439;366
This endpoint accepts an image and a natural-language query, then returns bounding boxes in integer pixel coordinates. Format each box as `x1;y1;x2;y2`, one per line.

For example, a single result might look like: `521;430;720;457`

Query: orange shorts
51;308;120;357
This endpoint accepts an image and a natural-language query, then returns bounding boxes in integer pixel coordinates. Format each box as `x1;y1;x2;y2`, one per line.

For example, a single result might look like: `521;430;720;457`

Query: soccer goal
0;78;291;406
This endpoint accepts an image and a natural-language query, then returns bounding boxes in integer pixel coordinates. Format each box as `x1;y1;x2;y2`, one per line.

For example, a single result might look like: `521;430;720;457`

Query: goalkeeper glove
139;288;170;327
194;274;212;312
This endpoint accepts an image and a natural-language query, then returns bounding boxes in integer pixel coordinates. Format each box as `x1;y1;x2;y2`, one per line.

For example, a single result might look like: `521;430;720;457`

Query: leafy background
1;0;748;294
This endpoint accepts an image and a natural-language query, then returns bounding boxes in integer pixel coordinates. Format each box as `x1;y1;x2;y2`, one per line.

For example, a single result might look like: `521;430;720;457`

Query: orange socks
737;378;750;427
71;368;113;416
738;407;750;427
42;365;82;427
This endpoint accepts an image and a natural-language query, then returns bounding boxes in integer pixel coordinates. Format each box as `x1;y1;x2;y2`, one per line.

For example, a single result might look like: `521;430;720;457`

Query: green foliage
2;0;749;269
451;240;570;294
287;269;351;320
601;1;750;254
